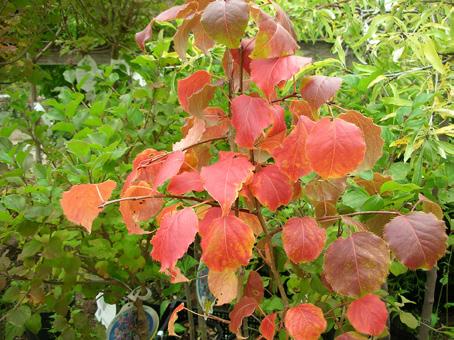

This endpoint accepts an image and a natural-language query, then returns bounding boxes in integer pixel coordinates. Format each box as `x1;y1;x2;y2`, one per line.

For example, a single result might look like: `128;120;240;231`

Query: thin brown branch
183;307;230;324
271;92;301;103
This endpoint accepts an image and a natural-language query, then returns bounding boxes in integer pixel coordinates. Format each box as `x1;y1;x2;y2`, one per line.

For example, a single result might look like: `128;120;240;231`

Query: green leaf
52;122;75;133
7;305;31;327
3;194;26;212
390;261;408;276
19;239;42;259
422;37;445;74
67;140;91;159
2;286;21;303
399;311;419;329
25;313;41;334
380;181;420;193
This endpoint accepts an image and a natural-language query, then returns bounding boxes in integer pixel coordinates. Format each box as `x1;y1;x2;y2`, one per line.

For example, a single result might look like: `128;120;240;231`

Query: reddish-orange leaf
383;212;447;270
250;8;298;59
178;70;214;117
284;303;327;340
162;266;189;284
174;15;198;59
251;56;311;99
239;211;263;236
119;182;163;234
155;3;196;22
272;1;297;39
231;95;274;148
200;152;254;215
354;173;391;196
335;332;368;340
347;294;388;336
192;20;215;54
306;118;366;178
168;302;185;336
289;99;317;121
152;151;185;188
300;76;342;111
282;217;326;264
173;118;206;151
260;313;277;340
151;205;198;271
135;23;152;51
202;107;230;139
199;207;255;271
229;296;258;336
419;194;444;220
339;110;384;172
259;105;287;153
250;165;293;211
231;38;255;74
60;180;116;233
208;269;238;305
167;171;204;195
272;115;315;181
244;271;264;303
200;0;249;48
324;232;390;297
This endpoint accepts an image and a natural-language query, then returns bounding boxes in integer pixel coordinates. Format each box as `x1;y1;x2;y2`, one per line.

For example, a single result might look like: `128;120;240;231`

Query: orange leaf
208;269;238;305
284;303;327;340
300;76;342;111
60;180;116;233
347;294;388;336
259;313;277;340
178;70;215;117
282;217;326;263
306;118;366;178
168;302;185;336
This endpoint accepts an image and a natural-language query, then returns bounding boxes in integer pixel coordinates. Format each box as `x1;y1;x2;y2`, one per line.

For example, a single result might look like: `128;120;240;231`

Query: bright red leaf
231;95;274;148
306;118;366;178
168;302;185;336
284;303;327;340
282;217;326;264
250;165;293;211
152;151;185;188
200;152;254;215
244;271;264;303
119;181;163;234
151;205;198;271
299;75;342;111
289;99;316;121
339;110;384;172
347;294;388;336
167;171;204;195
260;313;277;340
208;269;238;305
251;56;311;99
250;8;298;59
199;207;255;271
178;70;215;117
272;115;315;181
383;212;447;270
259;104;287;153
229;296;258;336
60;180;116;233
324;232;390;297
200;0;249;48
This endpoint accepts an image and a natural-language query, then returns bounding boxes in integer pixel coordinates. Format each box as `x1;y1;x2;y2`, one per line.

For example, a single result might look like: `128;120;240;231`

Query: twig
183;307;230;324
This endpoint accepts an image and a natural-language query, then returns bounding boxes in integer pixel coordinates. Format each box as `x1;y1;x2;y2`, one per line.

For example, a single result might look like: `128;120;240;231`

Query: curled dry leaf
60;180;116;233
168;302;185;337
383;212;447;270
306;118;366;179
282;217;326;264
208;269;238;305
324;231;390;297
347;294;388;336
284;303;327;340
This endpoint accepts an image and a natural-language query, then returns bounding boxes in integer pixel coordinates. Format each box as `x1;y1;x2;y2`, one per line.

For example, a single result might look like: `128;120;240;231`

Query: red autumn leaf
151;205;198;271
306;118;366;179
135;23;152;51
173;118;206;151
339;110;384;172
324;231;390;297
299;75;342;111
239;212;263;236
259;313;277;340
250;8;298;59
201;107;230;139
168;302;185;336
155;3;197;22
174;15;198;60
208;269;238;305
200;152;254;215
335;332;368;340
284;303;327;340
251;55;312;99
162;266;189;284
199;207;255;271
383;212;447;270
347;294;388;336
119;181;163;234
244;271;264;303
272;115;315;181
282;217;326;264
178;70;215;117
167;171;204;195
231;95;274;148
250;165;293;211
231;38;255;74
152;151;185;188
289;99;317;121
229;296;258;335
259;104;287;153
60;180;116;233
192;20;215;54
200;0;249;48
272;1;297;39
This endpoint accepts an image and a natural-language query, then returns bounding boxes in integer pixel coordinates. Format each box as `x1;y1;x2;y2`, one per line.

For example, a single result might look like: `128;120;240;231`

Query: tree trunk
418;267;437;340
